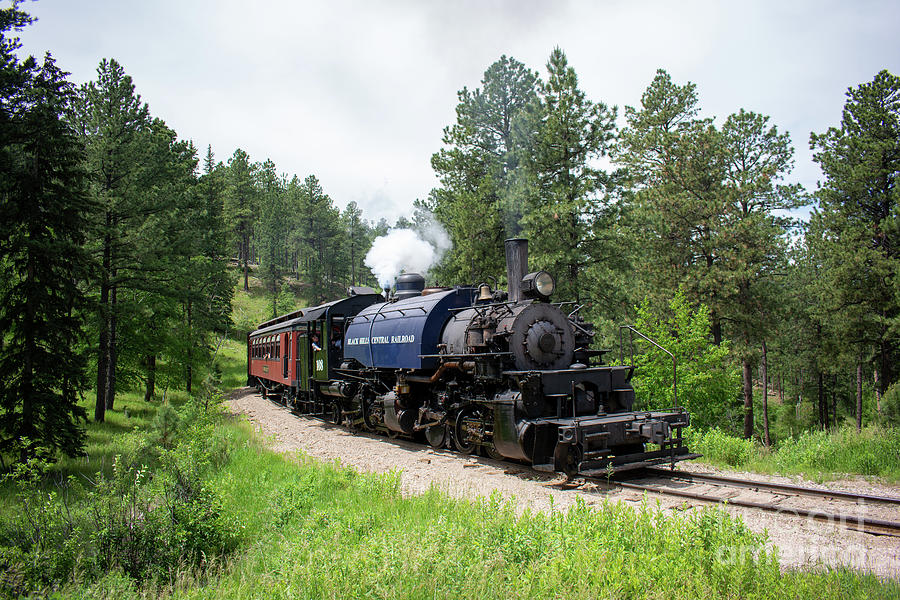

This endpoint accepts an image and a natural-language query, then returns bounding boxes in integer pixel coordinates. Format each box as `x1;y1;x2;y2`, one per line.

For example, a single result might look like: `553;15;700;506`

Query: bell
478;284;493;301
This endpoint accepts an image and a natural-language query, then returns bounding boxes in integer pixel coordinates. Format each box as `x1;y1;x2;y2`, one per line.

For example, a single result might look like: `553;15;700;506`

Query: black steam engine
248;239;694;476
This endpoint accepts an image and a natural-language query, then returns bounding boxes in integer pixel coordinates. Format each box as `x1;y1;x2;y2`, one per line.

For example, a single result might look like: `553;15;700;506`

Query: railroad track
277;398;900;537
606;468;900;537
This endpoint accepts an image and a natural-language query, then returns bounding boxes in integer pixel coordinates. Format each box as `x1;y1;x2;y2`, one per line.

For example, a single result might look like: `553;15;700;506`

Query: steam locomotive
247;239;694;476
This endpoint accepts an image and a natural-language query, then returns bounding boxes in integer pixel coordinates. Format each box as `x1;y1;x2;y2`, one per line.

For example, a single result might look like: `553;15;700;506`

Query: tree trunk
817;371;826;429
761;341;770;446
874;369;882;416
144;354;156;402
185;301;193;394
243;234;249;291
105;283;117;410
711;315;722;346
95;289;108;423
742;358;753;439
856;362;863;433
831;374;837;427
779;374;784;404
21;257;35;453
95;226;111;423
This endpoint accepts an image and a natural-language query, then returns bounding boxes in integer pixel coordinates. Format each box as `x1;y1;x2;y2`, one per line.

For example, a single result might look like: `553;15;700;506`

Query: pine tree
295;175;343;303
617;70;804;438
616;70;729;339
430;55;538;283
808;70;900;426
0;6;92;458
342;201;371;286
256;159;287;317
223;148;257;292
517;48;618;303
72;58;153;421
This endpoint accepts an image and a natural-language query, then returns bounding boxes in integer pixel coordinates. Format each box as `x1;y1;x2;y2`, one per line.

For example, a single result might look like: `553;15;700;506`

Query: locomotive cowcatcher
248;238;695;476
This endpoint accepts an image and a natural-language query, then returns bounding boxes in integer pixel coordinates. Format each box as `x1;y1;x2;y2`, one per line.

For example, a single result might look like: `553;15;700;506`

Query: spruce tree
0;6;91;458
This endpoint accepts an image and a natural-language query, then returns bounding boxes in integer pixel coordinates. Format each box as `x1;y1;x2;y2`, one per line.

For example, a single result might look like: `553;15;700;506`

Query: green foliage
685;425;900;481
808;70;900;404
0;391;241;596
176;434;894;599
72;57;233;417
685;427;757;467
429;54;538;284
517;48;620;304
616;68;805;438
632;291;740;429
0;6;90;459
275;282;298;316
879;382;900;426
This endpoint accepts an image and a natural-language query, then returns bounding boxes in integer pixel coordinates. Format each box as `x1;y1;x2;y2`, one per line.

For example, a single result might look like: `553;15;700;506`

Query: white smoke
365;213;451;290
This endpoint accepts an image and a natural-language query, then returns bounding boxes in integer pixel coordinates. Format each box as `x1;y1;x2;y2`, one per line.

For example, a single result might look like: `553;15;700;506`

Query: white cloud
13;0;900;218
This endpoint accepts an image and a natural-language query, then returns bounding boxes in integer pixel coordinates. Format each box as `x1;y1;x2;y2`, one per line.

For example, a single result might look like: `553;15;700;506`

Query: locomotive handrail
449;301;515;313
618;325;678;409
566;303;584;318
378;306;428;317
568;318;594;339
418;352;513;359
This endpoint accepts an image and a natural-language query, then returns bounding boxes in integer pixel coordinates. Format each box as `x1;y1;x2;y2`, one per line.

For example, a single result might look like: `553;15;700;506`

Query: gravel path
228;387;900;579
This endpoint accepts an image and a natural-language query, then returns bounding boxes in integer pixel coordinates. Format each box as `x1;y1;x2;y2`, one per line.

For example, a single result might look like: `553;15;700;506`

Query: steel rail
608;478;900;537
643;468;900;506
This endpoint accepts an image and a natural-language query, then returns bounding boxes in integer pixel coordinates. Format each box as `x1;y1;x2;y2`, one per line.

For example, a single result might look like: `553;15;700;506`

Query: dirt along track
228;387;900;579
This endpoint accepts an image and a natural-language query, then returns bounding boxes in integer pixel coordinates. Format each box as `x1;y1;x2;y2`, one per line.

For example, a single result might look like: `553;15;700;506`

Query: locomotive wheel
453;407;478;455
483;444;504;460
562;445;583;479
387;429;401;439
425;425;447;448
328;402;342;424
360;396;375;431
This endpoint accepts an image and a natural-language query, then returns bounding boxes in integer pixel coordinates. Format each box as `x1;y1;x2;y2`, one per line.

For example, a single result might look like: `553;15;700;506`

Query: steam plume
365;213;451;290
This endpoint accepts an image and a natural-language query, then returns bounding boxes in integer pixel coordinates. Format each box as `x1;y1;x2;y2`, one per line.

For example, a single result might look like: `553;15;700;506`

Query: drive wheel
360;394;377;431
453;407;478;455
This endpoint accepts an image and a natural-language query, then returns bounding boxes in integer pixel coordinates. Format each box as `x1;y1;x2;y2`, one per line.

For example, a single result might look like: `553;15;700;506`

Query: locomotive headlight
520;270;555;299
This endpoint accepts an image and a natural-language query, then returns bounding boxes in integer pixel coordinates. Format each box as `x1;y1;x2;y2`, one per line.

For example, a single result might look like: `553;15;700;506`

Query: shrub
0;391;242;595
878;382;900;426
632;291;741;429
685;427;757;467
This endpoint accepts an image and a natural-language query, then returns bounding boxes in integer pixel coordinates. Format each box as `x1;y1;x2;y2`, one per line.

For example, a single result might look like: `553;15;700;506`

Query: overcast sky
11;0;900;223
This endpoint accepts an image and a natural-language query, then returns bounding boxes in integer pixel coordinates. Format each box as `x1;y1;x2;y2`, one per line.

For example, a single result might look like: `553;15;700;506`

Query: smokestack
505;238;528;303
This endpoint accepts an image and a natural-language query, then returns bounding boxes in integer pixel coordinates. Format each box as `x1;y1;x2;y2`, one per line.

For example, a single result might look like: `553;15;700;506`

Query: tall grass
686;426;900;481
172;431;898;599
5;399;897;597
